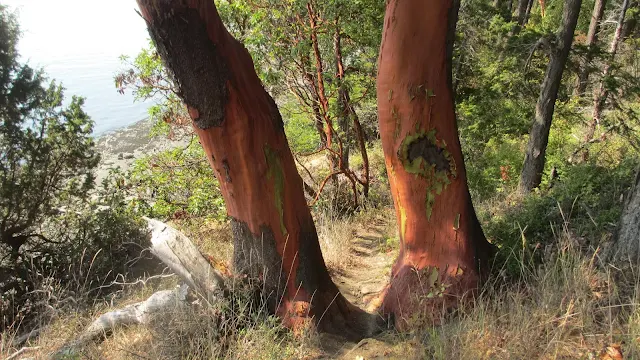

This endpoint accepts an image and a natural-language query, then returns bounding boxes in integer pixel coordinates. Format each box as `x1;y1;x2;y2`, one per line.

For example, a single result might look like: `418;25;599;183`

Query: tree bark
376;0;492;329
334;22;351;170
508;0;530;36
575;0;608;96
515;0;529;25
334;20;370;197
519;0;583;193
584;0;631;161
612;168;640;264
523;0;534;26
136;0;376;339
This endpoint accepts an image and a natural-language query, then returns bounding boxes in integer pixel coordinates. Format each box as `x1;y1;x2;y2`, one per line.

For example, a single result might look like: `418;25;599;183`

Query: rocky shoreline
94;119;188;183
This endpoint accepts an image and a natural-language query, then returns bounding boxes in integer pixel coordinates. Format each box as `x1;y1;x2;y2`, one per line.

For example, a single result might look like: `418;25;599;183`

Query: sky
3;0;154;134
4;0;149;61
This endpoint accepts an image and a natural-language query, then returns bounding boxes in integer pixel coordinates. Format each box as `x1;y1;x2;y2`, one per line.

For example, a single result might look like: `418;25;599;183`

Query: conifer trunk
519;0;583;193
136;0;375;338
584;0;631;161
377;0;492;328
575;0;608;96
612;168;640;264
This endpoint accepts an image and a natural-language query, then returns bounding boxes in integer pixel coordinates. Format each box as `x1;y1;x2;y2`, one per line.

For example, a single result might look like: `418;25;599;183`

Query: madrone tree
135;0;376;338
376;0;493;328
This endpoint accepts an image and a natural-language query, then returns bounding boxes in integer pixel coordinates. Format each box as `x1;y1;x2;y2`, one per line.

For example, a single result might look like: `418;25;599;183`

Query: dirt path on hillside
332;216;396;313
319;216;428;359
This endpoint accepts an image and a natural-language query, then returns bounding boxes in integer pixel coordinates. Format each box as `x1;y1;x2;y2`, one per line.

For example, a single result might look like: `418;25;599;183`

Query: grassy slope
2;145;639;359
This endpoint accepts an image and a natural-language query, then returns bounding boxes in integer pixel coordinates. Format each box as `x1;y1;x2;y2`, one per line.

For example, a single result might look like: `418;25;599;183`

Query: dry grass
415;235;640;359
316;211;357;273
5;207;640;359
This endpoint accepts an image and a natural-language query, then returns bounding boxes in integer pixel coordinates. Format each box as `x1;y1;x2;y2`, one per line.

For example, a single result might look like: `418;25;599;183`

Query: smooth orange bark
376;0;492;327
137;0;374;338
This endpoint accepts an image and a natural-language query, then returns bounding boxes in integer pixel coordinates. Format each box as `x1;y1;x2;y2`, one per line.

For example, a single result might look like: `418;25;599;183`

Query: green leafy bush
483;160;637;275
122;140;227;221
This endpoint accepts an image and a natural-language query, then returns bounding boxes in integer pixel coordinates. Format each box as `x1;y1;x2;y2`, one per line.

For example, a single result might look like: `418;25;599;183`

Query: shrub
482;160;637;276
122;140;227;221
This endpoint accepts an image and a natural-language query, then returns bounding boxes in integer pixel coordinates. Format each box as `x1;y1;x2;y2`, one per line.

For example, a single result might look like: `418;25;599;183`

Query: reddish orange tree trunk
376;0;492;328
136;0;375;339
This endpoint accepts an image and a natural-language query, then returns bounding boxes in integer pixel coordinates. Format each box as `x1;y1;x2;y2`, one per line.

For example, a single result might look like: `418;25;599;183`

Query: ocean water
5;0;155;135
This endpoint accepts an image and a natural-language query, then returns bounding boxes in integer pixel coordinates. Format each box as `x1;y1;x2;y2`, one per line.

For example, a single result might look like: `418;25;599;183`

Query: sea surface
5;0;156;135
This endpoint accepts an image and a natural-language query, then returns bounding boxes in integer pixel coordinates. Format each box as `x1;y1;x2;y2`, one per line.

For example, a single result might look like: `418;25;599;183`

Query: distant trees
575;0;608;96
586;0;632;161
0;5;148;332
519;0;583;193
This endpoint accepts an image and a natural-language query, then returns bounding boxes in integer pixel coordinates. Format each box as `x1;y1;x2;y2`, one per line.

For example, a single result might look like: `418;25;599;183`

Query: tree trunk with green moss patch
376;0;493;329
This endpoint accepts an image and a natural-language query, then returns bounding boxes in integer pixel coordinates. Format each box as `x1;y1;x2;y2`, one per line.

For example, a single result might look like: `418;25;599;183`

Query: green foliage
0;5;100;258
120;140;226;221
0;6;149;332
116;42;189;137
281;99;319;154
483;160;637;275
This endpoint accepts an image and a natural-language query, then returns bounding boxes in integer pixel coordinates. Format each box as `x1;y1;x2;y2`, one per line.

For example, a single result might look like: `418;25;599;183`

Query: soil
316;216;427;359
333;217;396;313
92;121;419;359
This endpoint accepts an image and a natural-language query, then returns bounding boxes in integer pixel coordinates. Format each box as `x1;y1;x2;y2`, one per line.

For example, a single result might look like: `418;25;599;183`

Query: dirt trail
333;216;396;312
320;216;428;359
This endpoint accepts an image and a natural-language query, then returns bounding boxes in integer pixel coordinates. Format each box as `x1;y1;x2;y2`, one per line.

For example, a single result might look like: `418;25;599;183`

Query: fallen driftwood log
145;217;226;298
52;218;227;357
6;346;40;360
11;327;42;347
53;285;188;358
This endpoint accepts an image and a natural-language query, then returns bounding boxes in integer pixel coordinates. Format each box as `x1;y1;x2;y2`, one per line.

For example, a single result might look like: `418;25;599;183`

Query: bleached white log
52;218;228;356
85;284;188;341
145;217;226;297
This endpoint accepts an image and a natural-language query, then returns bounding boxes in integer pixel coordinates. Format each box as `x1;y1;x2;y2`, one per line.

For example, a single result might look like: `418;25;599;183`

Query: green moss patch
264;145;287;236
398;129;457;220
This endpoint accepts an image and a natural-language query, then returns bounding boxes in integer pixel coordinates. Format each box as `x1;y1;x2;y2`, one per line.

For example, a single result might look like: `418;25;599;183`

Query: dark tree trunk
334;20;370;197
515;0;529;25
334;23;350;170
519;0;583;193
508;0;530;36
136;0;377;339
377;0;493;329
575;0;608;96
584;0;631;161
523;0;534;25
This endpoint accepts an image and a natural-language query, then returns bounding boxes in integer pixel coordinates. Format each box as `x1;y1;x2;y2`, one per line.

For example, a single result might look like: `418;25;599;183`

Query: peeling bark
377;0;492;329
519;0;583;193
136;0;377;339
